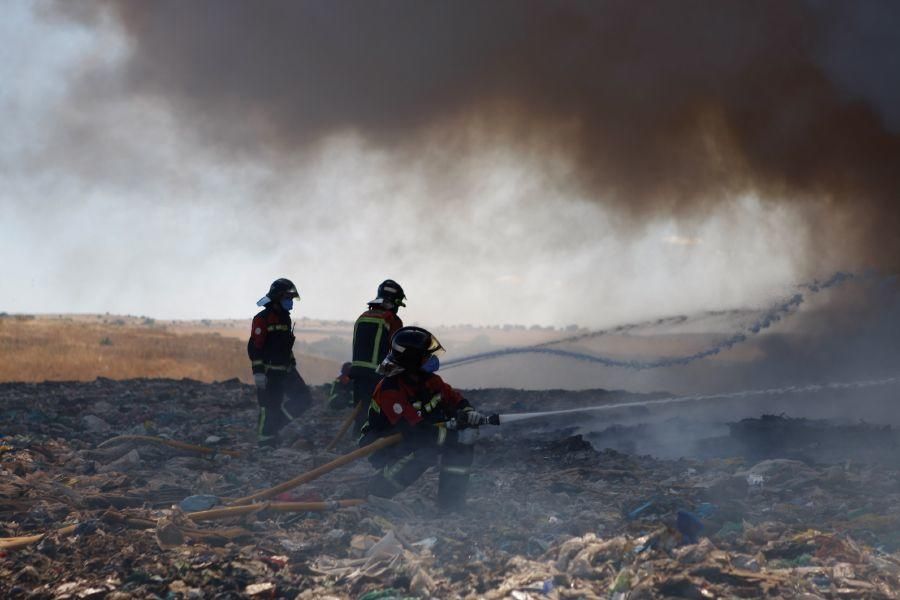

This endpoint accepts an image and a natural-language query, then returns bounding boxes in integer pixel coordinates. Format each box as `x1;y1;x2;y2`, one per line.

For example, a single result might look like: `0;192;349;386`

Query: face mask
421;355;440;373
280;298;294;311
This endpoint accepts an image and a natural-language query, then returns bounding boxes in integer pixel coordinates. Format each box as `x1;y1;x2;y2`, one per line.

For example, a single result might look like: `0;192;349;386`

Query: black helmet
257;278;300;306
368;279;406;309
382;326;444;372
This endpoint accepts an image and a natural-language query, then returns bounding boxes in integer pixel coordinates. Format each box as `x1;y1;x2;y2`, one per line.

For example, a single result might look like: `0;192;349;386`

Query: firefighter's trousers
352;370;381;432
256;368;312;445
366;433;474;510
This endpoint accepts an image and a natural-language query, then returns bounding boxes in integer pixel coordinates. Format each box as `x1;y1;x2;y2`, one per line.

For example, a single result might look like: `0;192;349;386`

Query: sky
2;1;899;328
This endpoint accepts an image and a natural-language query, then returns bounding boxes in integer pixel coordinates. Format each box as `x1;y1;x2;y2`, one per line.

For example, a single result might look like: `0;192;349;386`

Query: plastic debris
676;510;704;544
626;498;656;520
178;494;220;512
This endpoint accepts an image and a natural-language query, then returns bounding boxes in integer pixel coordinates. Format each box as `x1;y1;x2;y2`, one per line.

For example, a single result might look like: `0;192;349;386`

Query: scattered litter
178;494;220;512
676;510;704;544
81;415;110;433
411;536;437;549
2;380;900;598
747;473;765;486
245;581;276;596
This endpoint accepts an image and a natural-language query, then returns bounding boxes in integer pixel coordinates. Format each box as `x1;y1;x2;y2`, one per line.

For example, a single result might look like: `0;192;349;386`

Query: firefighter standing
359;326;487;510
350;279;405;430
248;278;312;447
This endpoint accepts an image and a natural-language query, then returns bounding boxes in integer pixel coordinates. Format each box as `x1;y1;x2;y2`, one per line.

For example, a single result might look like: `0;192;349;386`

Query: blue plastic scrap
676;510;704;544
626;499;655;520
178;494;220;512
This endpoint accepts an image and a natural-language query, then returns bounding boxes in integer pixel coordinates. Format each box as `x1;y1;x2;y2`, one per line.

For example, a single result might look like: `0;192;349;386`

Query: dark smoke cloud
57;0;900;270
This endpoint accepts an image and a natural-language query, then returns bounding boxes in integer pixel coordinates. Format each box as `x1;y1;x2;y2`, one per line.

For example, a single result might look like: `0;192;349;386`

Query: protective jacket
351;308;403;375
327;371;354;410
362;372;473;442
247;306;296;375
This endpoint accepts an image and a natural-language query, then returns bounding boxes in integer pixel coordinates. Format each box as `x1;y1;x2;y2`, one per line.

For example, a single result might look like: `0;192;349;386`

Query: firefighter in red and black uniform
350;279;405;430
248;278;312;447
359;326;487;510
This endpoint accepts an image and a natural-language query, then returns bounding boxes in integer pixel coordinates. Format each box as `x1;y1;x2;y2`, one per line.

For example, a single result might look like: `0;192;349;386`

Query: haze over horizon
3;1;900;328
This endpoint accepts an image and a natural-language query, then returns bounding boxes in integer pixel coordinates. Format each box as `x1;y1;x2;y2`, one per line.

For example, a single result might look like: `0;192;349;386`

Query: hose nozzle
446;413;501;430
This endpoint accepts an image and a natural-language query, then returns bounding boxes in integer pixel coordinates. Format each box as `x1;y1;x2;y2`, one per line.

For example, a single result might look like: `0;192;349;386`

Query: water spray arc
443;272;859;371
494;375;900;424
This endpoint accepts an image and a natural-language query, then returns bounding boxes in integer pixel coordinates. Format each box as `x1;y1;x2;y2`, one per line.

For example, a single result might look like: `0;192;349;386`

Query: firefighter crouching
327;361;354;410
248;278;313;447
350;279;405;430
359;326;487;511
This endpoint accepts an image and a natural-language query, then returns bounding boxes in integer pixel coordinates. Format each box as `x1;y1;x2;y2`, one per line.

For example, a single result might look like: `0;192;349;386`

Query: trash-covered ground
3;379;900;598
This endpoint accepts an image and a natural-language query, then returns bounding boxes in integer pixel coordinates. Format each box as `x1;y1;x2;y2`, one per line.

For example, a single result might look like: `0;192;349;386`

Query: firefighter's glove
460;410;485;427
254;373;268;390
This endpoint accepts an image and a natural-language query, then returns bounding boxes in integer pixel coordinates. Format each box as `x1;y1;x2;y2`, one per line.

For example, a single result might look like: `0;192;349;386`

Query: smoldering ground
51;0;900;275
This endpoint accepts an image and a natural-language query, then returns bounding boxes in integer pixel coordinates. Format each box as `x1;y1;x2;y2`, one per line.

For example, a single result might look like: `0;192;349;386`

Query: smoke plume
57;0;900;272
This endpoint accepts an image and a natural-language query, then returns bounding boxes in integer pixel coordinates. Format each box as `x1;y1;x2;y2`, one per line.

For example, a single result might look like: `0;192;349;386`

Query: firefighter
248;278;312;447
350;279;405;430
359;326;487;510
327;362;354;410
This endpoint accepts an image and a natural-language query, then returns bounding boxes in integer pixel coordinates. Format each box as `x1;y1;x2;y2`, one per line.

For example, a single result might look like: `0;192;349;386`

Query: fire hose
325;401;365;451
234;414;502;506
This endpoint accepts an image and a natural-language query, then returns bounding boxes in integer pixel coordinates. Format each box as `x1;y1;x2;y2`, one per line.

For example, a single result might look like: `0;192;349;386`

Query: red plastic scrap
260;554;289;570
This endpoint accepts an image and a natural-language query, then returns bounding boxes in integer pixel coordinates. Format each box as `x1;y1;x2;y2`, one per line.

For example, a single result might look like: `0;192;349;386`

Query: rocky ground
3;379;900;598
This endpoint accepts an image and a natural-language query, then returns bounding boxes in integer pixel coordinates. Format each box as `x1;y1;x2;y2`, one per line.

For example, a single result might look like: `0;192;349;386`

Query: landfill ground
3;379;900;598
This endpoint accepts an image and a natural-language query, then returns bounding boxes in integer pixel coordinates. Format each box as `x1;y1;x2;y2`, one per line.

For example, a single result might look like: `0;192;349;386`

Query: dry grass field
0;315;340;385
0;312;762;389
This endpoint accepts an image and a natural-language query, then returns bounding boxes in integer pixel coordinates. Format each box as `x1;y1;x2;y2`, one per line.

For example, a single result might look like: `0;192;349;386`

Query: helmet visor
426;333;445;356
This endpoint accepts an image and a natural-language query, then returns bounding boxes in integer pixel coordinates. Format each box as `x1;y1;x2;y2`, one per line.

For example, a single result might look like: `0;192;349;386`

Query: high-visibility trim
441;466;471;475
383;452;416;489
369;398;381;413
436;426;447;446
280;399;295;421
258;408;268;438
381;471;407;491
264;364;290;372
251;360;264;366
267;324;291;332
412;394;441;413
352;317;390;369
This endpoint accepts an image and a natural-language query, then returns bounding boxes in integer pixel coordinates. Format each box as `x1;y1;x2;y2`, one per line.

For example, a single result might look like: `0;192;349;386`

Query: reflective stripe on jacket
247;306;296;374
351;308;403;371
